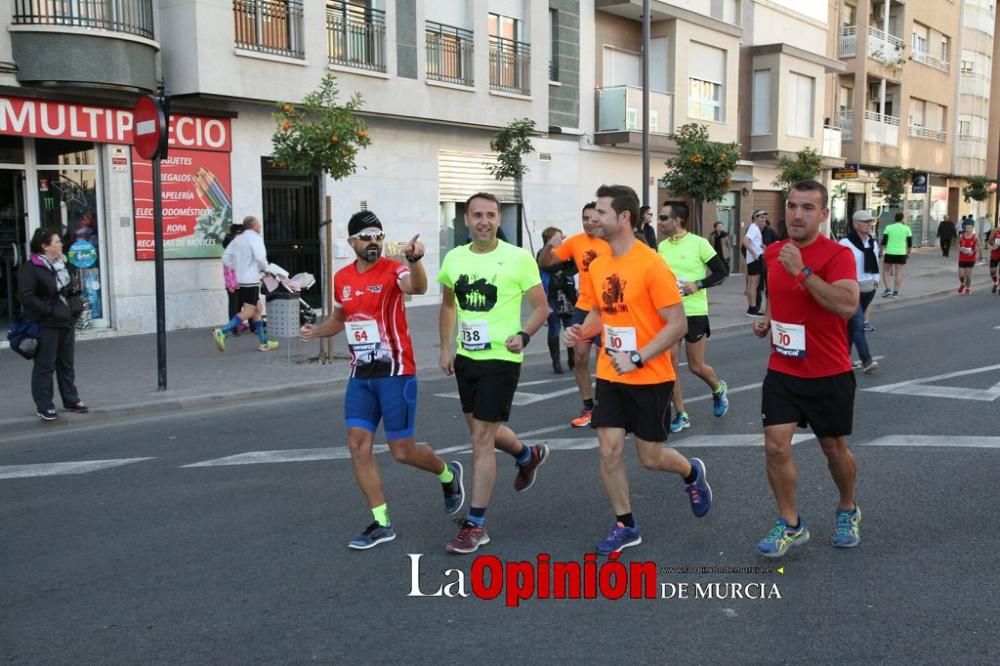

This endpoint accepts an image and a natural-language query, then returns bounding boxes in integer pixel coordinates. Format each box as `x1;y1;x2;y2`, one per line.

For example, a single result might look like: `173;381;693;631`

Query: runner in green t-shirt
437;192;550;554
879;212;912;298
657;202;731;432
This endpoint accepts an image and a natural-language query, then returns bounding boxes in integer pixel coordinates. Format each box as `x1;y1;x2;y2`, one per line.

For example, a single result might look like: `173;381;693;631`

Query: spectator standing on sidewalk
17;228;88;422
936;217;956;257
742;210;767;316
537;227;578;374
221;222;245;332
839;211;880;373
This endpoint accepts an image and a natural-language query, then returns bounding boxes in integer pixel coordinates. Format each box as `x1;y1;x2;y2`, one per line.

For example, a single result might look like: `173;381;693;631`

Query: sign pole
133;93;170;390
153;155;167;390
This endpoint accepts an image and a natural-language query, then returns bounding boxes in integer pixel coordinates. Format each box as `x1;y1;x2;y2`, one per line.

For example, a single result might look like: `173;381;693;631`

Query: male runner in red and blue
300;211;464;549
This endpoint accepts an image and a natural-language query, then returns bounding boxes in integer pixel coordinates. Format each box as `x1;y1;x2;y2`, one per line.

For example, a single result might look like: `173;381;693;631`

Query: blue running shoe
685;458;712;517
596;521;642;555
349;522;396;550
831;505;861;548
442;460;465;515
757;518;810;558
712;380;729;417
669;411;690;433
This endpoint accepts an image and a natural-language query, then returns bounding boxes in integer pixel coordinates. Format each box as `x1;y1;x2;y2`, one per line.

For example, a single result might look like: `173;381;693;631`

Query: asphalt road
3;291;1000;664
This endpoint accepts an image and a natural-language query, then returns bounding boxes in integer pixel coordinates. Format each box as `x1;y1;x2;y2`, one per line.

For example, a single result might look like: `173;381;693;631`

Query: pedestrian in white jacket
213;216;279;352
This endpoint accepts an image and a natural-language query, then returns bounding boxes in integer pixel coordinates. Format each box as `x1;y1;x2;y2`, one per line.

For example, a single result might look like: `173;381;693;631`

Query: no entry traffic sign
133;95;169;160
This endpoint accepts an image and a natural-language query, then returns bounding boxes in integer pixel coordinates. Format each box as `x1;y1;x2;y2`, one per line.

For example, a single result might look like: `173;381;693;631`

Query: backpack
6;318;40;360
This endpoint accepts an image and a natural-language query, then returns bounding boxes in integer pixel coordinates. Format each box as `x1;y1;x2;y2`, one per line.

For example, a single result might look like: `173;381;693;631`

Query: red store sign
0;95;231;151
0;96;234;261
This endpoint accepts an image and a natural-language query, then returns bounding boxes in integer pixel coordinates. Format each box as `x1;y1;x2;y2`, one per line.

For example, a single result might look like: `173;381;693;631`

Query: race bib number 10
771;321;806;358
461;320;491;351
603;325;638;355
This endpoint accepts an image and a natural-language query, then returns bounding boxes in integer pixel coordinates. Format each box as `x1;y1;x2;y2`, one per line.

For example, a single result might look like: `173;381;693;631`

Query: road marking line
0;458;155;480
863;435;1000;449
864;363;1000;402
668;434;814;448
183;446;388;467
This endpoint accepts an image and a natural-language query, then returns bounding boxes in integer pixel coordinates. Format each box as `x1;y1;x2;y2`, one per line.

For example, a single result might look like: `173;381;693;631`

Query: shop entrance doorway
0;169;26;330
261;160;321;307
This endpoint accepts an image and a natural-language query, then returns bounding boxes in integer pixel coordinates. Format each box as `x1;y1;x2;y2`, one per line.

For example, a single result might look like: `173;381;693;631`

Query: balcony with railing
839;26;857;58
960;71;991;98
838;110;854;142
957;136;988;160
864;110;900;145
907;125;946;142
13;0;155;39
965;0;996;37
822;126;843;157
426;22;474;86
911;49;950;73
867;26;906;70
10;0;158;90
594;86;674;148
233;0;304;59
327;0;386;72
489;36;530;95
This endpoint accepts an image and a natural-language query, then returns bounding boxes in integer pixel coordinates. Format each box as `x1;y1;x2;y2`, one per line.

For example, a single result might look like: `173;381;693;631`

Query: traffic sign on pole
133;94;170;390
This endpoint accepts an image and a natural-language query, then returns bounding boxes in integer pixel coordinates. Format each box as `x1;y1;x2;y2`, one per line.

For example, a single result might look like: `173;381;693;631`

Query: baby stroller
260;264;318;327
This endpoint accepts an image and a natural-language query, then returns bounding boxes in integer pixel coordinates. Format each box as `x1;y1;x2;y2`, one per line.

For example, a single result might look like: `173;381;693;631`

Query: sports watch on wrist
796;267;813;284
629;351;644;368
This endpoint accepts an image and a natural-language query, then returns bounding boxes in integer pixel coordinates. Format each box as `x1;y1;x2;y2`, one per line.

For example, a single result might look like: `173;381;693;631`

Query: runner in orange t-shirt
565;185;713;556
538;202;609;428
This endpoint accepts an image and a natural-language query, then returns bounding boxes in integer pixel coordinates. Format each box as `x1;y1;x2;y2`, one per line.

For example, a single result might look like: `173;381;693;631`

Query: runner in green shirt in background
437;192;550;554
879;212;912;298
656;202;731;432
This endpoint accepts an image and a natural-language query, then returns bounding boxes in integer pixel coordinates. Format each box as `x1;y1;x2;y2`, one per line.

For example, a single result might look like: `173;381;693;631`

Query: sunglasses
352;232;385;242
658;214;672;221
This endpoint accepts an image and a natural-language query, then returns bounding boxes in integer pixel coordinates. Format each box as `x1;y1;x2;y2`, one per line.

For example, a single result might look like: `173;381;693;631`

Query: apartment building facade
0;0;583;335
833;0;996;245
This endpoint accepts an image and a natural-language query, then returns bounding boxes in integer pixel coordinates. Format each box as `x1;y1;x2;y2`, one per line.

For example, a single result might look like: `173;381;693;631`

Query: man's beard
356;245;381;261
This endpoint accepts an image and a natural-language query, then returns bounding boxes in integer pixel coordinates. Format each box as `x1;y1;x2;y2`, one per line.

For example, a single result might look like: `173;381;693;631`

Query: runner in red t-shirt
957;222;979;294
299;211;464;550
750;181;862;559
988;226;1000;294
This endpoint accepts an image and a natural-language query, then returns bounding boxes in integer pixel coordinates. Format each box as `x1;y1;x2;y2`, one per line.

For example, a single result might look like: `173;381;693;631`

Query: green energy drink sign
132;115;233;260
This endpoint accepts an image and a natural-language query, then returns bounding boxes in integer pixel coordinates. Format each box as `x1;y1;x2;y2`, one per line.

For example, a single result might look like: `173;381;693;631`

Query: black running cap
348;211;382;236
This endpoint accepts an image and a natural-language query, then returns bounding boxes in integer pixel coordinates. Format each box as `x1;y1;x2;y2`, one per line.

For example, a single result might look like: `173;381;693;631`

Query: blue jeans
847;290;876;363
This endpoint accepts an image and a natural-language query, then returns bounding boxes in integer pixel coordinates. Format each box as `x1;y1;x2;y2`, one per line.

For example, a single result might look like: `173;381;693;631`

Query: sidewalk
0;246;989;439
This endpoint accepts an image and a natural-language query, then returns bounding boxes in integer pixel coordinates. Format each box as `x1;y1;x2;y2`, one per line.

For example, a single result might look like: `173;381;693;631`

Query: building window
549;9;559;82
959;120;972;137
751;70;771;135
688;79;722;121
426;21;474;86
687;42;726;122
327;0;386;72
489;13;530;94
961;59;974;74
786;73;815;138
233;0;305;58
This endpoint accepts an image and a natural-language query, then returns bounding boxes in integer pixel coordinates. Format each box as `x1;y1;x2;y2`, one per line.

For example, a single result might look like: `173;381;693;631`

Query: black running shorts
454;355;521;422
746;258;764;276
591;378;674;443
761;370;855;438
883;254;907;265
684;315;711;344
237;285;260;309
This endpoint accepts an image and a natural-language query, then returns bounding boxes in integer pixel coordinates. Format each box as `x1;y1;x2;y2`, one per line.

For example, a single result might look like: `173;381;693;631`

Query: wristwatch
795;267;813;284
629;351;644;368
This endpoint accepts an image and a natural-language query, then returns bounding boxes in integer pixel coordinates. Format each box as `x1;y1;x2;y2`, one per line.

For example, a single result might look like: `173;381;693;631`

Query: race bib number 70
771;321;806;358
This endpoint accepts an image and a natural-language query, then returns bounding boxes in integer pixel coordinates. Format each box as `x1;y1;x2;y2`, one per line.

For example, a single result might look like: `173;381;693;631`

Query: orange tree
660;123;739;232
271;74;372;179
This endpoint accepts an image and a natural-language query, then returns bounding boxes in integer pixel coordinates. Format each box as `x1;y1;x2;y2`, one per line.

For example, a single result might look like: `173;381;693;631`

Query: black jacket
17;255;74;328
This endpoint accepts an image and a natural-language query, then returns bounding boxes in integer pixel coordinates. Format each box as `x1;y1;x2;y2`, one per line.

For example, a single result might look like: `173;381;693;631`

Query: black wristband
404;254;423;263
518;330;531;347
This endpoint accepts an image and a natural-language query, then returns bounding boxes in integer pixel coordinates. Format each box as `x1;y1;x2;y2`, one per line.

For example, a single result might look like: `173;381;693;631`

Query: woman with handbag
17;228;88;422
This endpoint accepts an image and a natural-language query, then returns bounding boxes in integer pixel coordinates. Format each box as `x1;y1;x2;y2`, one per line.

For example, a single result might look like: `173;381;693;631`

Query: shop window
0;136;25;164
